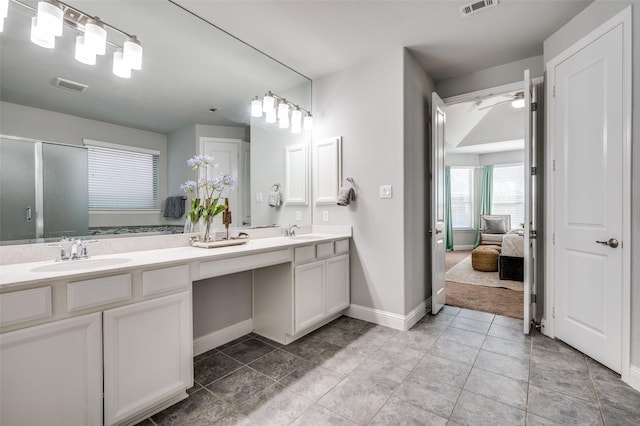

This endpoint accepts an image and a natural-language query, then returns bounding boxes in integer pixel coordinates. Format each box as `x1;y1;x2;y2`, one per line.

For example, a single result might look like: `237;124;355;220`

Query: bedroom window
492;163;524;228
450;166;474;229
86;139;159;210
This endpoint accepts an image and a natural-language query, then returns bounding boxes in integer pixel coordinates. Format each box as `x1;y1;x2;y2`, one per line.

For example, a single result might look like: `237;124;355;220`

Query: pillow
483;217;507;234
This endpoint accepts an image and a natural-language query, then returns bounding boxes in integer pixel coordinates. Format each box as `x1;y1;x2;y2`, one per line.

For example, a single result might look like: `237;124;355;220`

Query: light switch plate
379;185;392;199
256;193;263;202
322;211;329;222
296;211;302;221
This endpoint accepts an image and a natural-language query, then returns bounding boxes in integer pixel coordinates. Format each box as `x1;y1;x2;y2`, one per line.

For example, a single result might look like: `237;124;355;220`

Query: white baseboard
193;318;253;356
628;365;640;392
453;245;474;251
346;299;430;331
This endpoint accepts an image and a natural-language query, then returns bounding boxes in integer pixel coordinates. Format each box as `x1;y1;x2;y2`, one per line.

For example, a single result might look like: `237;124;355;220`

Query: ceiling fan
476;91;525;110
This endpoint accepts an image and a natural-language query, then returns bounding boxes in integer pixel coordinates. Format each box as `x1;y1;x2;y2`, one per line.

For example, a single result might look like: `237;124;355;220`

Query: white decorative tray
190;238;249;249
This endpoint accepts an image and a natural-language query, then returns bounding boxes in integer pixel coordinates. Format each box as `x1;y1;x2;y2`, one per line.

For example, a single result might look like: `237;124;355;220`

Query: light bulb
277;101;289;121
113;51;131;78
75;35;96;65
512;98;525;109
262;94;275;113
36;0;63;37
303;114;314;131
123;35;143;70
30;17;55;48
291;109;302;133
84;17;107;55
251;97;263;118
1;0;9;19
265;108;276;124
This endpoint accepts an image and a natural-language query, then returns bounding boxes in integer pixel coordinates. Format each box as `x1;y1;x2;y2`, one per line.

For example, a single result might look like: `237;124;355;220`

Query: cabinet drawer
294;245;316;264
0;287;52;327
67;273;132;312
199;249;290;279
335;239;349;255
316;242;334;259
143;265;190;296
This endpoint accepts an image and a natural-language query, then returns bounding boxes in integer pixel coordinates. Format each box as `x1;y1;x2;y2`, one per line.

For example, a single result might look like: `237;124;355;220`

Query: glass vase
199;217;216;243
184;217;201;238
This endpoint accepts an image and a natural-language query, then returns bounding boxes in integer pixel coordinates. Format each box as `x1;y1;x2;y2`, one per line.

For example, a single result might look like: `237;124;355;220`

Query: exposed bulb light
30;16;54;48
303;114;314;131
277;101;289;121
74;35;96;65
123;35;143;70
84;17;107;55
265;108;277;123
251;96;263;118
512;98;525;109
36;0;63;37
291;108;302;133
113;50;131;78
262;94;275;113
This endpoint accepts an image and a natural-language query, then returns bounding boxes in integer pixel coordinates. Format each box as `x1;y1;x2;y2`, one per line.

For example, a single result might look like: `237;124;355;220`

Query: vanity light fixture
6;0;143;78
511;97;525;109
252;91;313;133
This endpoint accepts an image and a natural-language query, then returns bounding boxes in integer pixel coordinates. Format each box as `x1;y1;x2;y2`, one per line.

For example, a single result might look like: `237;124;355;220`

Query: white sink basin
31;257;132;273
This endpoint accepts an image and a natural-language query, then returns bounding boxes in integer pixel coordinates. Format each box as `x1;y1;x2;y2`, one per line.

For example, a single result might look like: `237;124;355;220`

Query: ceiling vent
53;77;89;93
459;0;498;17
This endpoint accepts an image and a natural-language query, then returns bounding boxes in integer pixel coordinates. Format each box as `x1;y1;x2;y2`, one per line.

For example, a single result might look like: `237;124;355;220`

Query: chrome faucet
285;224;300;237
50;237;91;262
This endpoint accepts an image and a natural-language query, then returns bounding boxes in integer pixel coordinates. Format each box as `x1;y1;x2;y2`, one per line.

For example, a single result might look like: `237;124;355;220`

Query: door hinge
531;166;537;175
552;306;555;318
553;160;556;171
552;233;555;245
531;294;537;303
101;392;105;399
531;102;538;111
530;230;537;239
553;85;556;97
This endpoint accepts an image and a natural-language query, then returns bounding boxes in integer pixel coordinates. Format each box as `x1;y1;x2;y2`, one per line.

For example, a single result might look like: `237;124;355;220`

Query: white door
201;138;241;230
431;92;446;314
552;22;625;372
522;70;535;335
0;313;103;426
103;292;192;425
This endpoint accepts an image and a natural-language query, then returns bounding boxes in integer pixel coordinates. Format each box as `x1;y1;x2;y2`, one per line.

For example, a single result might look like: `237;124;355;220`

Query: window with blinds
450;166;474;229
492;163;524;228
86;140;159;210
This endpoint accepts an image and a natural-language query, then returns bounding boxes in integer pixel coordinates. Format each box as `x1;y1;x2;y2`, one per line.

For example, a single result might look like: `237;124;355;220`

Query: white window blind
492;164;524;228
86;140;159;210
450;167;474;229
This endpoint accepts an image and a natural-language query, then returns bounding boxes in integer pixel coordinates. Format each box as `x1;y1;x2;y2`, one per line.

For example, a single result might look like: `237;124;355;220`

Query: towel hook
271;183;281;191
345;177;355;186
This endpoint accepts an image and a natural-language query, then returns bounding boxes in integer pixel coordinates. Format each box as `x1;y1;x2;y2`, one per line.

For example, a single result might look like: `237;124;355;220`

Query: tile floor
137;306;640;425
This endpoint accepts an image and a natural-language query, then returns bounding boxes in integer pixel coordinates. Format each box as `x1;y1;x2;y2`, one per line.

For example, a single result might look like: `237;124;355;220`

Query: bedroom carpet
445;250;523;319
445;256;523;291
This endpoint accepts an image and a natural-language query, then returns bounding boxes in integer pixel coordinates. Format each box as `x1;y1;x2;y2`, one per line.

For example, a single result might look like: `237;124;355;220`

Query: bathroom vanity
0;231;351;426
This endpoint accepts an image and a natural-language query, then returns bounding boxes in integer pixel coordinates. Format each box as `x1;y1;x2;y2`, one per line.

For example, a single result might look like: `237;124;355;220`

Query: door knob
596;238;619;248
435;229;443;234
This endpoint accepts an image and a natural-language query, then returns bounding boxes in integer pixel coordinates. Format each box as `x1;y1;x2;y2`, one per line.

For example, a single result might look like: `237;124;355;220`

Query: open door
523;69;536;334
431;92;446;314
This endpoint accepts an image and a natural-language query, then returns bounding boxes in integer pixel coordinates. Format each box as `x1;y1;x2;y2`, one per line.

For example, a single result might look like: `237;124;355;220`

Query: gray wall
403;49;435;314
436;55;544;99
543;0;640;372
313;47;408;316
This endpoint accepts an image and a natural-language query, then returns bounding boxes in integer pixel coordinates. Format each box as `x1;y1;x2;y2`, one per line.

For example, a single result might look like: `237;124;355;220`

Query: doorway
441;81;536;321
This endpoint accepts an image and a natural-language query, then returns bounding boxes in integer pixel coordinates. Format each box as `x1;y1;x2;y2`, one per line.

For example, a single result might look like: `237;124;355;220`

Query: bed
499;230;524;281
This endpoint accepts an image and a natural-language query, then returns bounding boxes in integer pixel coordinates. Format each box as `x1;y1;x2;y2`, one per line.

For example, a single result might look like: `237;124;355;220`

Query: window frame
491;162;525;230
449;165;475;230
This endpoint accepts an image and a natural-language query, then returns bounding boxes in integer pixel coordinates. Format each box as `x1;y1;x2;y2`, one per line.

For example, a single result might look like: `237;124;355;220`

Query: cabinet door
103;292;192;426
0;312;103;426
326;254;350;315
294;261;325;333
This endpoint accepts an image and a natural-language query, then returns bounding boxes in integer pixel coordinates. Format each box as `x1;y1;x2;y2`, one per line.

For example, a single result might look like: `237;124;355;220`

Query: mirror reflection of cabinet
284;144;308;205
313;137;342;204
0;136;88;243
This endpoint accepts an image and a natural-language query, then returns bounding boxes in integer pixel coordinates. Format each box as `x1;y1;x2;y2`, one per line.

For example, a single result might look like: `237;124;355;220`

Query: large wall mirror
0;0;312;245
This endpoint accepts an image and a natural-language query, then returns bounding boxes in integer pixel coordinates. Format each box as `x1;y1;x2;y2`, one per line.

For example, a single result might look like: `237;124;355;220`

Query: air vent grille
460;0;498;17
53;77;89;93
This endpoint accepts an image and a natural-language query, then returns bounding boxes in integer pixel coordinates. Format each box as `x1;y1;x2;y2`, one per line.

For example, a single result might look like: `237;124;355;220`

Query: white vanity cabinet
0;312;103;426
104;291;192;426
293;240;350;334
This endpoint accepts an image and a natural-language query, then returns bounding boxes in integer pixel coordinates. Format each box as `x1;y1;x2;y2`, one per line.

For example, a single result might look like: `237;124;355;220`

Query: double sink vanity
0;229;351;426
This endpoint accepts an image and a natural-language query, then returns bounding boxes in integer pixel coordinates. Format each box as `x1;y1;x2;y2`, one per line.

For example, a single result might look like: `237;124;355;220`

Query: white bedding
502;232;525;257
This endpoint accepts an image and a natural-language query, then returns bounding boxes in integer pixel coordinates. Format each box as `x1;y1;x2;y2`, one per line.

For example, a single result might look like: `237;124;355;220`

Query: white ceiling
175;0;592;81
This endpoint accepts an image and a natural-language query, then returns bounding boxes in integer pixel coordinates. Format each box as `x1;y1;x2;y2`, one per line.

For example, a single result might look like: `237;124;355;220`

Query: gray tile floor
137;306;640;425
